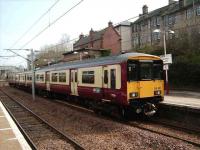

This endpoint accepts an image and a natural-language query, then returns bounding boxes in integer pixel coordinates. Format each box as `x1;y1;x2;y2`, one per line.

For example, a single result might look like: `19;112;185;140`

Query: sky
0;0;170;68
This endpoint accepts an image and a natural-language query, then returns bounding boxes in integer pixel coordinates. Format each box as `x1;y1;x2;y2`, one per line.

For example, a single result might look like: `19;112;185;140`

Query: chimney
142;5;148;15
79;33;84;39
108;21;113;27
169;0;175;5
179;0;184;8
89;28;94;35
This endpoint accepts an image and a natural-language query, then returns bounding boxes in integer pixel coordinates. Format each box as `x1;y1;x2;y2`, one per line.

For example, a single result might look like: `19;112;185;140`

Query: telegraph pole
31;49;35;101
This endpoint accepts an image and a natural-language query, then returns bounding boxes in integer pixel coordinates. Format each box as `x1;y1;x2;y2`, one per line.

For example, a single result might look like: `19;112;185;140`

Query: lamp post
153;29;174;95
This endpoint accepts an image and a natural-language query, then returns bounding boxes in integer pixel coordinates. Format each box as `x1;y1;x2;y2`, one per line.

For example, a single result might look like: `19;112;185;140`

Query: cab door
46;71;50;91
70;69;78;96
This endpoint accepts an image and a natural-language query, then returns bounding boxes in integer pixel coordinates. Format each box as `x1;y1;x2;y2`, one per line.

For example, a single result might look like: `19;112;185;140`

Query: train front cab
127;56;164;116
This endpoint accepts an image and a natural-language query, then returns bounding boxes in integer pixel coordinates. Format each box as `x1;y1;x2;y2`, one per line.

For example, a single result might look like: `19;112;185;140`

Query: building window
59;72;66;82
152;32;160;41
197;6;200;16
151;17;157;27
133;36;139;47
186;8;193;19
168;16;173;25
82;71;94;84
156;17;160;26
169;33;173;40
174;14;179;24
175;31;179;38
52;73;58;82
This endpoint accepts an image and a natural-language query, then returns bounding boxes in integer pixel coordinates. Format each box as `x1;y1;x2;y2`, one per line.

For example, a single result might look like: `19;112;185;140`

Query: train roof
36;52;159;73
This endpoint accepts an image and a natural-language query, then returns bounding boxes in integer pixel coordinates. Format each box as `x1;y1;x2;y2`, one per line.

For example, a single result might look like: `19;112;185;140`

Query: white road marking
0;128;11;131
7;137;17;141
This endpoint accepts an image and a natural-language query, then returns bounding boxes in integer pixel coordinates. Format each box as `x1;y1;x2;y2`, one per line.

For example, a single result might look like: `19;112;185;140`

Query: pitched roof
133;2;180;24
74;29;106;47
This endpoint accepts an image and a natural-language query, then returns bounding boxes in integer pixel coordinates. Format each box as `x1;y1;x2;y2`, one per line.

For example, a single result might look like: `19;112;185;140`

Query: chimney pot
108;21;113;27
79;33;84;39
169;0;175;5
142;5;148;15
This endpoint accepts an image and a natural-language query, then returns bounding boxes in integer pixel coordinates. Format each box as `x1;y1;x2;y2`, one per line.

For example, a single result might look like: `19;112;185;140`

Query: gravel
3;87;200;150
37;139;75;150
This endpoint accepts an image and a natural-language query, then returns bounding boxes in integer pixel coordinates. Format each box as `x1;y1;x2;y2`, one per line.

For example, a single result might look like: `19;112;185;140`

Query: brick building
131;0;200;49
73;21;121;56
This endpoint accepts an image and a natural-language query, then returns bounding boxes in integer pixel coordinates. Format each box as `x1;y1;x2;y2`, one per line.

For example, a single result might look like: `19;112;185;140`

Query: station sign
163;64;169;70
160;54;172;64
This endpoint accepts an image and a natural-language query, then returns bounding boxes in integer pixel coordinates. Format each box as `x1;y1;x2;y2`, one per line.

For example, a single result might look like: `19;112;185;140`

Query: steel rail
1;100;37;150
0;89;85;150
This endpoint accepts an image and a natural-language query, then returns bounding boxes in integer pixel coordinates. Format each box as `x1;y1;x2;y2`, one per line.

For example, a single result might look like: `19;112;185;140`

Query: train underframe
9;83;163;118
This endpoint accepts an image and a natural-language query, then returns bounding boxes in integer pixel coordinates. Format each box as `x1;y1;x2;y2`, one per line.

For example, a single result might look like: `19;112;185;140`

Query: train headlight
154;90;161;95
130;92;138;98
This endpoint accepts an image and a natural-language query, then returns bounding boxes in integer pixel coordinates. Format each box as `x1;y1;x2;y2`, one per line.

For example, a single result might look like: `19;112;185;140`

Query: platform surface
0;101;31;150
163;90;200;109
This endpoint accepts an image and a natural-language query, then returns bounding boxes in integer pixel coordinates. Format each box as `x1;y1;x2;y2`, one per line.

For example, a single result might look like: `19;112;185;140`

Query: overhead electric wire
9;0;60;49
20;0;84;49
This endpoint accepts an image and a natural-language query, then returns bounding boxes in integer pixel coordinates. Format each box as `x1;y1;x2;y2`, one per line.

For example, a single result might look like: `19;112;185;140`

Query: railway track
0;89;84;150
1;87;200;148
53;100;200;147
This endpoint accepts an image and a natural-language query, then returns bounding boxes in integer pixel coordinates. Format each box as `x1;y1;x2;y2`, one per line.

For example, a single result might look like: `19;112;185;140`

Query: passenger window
82;71;94;84
75;72;77;82
59;72;66;82
52;73;58;82
104;70;108;84
71;73;73;82
46;73;50;82
110;69;116;89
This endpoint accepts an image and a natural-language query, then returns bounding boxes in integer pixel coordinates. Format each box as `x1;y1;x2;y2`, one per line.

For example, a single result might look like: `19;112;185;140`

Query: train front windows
153;61;163;80
140;62;153;80
111;69;116;89
128;61;138;81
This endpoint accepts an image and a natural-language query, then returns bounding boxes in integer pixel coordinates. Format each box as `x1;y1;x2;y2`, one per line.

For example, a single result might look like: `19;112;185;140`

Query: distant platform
0;101;31;150
162;91;200;109
0;80;8;87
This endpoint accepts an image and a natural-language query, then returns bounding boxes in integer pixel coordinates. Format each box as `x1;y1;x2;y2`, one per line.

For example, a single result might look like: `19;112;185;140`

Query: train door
25;74;27;87
70;69;78;96
46;71;50;91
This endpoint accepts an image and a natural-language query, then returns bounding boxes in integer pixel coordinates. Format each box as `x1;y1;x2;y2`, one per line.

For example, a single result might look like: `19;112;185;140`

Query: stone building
73;21;121;56
114;21;132;52
132;0;200;50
